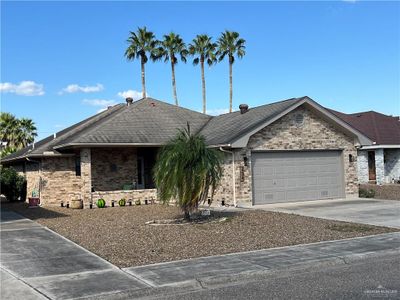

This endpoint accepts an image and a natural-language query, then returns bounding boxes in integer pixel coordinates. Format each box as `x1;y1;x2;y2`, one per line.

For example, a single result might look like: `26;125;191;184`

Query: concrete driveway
0;210;149;300
255;198;400;228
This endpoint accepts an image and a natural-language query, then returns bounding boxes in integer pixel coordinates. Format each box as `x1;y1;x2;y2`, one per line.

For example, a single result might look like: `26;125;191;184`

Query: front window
75;156;81;176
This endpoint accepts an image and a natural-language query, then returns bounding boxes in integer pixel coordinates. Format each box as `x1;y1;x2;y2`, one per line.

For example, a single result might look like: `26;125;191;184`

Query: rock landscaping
2;202;397;268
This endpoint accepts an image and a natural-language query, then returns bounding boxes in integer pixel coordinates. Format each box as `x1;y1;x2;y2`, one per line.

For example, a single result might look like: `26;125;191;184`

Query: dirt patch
360;184;400;200
2;202;397;268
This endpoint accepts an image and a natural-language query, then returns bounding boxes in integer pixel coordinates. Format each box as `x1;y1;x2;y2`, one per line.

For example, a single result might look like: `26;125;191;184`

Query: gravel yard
2;202;397;268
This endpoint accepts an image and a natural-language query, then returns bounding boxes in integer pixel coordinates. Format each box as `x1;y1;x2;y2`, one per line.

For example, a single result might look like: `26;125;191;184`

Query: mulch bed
2;202;397;268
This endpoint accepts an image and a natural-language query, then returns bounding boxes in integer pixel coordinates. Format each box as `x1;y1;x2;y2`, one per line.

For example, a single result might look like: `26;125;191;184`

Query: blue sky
1;1;399;140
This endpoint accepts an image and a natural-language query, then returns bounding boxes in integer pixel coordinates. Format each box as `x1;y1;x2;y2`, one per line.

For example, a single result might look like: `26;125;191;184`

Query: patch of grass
326;223;375;233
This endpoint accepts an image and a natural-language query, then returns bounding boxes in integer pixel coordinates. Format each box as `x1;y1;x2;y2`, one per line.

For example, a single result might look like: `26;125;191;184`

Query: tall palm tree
188;35;217;114
153;124;223;220
125;27;158;98
155;32;188;106
217;31;246;113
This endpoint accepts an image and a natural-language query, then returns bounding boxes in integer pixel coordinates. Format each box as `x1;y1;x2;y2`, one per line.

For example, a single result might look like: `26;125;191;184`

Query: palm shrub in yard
153;124;223;220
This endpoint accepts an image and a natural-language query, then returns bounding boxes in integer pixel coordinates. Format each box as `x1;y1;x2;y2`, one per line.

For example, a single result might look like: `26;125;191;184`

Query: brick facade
91;148;138;191
14;148;146;206
214;105;359;206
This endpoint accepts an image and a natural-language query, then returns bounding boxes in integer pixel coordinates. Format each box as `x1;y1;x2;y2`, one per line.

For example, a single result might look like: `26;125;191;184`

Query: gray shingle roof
1;96;310;163
199;97;304;145
56;98;211;146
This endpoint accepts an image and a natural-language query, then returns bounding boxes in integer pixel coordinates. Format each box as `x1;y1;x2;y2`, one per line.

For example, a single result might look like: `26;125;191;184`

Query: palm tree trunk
201;58;206;114
171;62;178;106
229;61;233;113
141;57;146;98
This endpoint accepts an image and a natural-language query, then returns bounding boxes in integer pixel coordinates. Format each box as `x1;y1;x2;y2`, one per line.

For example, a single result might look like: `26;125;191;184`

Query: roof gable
209;97;372;148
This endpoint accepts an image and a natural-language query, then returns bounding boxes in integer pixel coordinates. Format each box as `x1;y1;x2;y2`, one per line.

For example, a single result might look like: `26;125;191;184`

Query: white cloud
0;81;45;96
206;108;230;116
117;89;143;100
59;83;104;94
82;98;116;107
82;98;117;113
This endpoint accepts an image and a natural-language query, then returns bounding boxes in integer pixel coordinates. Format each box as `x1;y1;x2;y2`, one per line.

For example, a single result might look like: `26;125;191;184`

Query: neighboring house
1;96;372;206
329;110;400;185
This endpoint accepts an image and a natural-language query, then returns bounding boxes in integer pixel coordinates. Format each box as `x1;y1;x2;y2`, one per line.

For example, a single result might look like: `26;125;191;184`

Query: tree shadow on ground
1;201;68;220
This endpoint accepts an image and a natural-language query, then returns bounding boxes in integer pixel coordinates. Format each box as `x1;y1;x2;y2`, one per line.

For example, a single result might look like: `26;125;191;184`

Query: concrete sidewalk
123;231;400;289
0;210;149;300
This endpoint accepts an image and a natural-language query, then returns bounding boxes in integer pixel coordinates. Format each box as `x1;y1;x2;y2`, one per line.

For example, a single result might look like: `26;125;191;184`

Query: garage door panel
252;151;344;204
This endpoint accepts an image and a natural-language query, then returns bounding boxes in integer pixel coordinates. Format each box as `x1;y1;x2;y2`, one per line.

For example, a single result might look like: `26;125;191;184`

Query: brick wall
92;189;157;206
91;148;138;191
216;105;359;205
384;149;400;183
40;157;82;205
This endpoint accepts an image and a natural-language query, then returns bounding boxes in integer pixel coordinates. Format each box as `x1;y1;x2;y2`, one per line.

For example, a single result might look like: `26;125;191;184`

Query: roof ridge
144;97;212;117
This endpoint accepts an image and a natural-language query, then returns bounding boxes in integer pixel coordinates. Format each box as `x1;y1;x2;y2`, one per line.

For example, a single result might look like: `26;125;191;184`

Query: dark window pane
75;156;81;176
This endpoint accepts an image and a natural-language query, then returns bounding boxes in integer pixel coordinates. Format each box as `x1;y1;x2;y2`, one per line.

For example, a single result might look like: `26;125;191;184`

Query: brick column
356;150;369;183
375;149;385;185
80;148;92;204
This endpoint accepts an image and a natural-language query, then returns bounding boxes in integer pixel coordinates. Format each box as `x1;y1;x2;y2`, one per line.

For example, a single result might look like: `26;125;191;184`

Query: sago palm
153;124;223;220
217;31;246;112
155;32;188;106
125;27;158;98
188;35;217;114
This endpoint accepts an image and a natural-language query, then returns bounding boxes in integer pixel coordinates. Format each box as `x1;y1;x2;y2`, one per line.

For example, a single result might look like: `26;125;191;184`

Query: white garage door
252;151;344;205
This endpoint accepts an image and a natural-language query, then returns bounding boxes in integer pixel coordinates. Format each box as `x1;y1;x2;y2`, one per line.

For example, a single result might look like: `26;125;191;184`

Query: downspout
219;147;237;207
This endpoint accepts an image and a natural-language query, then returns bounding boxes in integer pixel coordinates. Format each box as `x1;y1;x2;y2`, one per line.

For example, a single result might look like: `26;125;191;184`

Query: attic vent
294;113;304;127
126;97;133;106
239;104;249;114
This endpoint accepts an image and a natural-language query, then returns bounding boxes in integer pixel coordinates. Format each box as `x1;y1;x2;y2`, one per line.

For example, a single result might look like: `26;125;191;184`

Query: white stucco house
330;110;400;185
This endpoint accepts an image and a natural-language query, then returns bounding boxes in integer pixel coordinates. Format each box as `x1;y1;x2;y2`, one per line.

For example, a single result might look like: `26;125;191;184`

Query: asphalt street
156;254;400;300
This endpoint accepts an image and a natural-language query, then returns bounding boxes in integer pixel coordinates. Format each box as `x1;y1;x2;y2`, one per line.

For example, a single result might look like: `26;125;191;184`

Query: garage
252;151;344;205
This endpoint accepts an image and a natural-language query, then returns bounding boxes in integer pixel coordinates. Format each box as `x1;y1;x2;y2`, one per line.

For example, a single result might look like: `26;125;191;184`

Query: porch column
80;148;92;204
375;149;384;185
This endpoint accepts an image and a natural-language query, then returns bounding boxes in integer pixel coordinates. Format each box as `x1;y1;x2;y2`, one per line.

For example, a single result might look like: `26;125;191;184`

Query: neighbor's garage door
252;151;344;205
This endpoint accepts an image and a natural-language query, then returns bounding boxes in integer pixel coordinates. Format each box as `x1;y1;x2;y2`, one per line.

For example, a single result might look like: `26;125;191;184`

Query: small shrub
97;199;106;208
135;199;141;205
359;188;375;198
0;167;26;201
118;198;126;206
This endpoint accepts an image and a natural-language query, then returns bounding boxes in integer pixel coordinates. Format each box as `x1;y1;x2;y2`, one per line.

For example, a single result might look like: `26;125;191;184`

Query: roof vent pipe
239;104;249;114
126;97;133;106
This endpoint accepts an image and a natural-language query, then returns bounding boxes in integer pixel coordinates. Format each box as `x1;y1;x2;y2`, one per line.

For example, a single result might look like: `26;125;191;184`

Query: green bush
0;167;27;201
359;188;375;198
